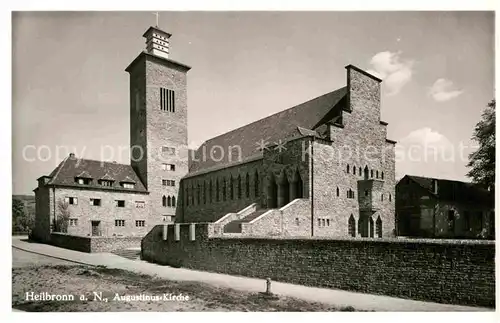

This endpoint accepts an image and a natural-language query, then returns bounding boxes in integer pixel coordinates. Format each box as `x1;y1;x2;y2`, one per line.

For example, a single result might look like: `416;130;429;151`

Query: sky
12;11;494;195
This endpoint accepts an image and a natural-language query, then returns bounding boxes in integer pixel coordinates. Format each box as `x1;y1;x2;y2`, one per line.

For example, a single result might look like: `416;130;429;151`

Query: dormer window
76;178;92;185
98;180;114;187
75;170;93;185
122;183;135;189
119;175;136;189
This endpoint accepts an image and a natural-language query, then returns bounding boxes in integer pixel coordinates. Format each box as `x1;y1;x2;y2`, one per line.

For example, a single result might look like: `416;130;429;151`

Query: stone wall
53;188;151;237
50;233;142;253
142;223;495;307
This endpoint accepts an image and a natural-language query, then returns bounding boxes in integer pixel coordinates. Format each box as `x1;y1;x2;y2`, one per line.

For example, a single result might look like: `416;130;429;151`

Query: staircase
224;209;269;233
111;248;141;260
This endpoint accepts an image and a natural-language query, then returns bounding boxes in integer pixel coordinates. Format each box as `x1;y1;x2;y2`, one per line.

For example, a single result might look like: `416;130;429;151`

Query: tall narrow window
376;216;382;238
370;169;374;178
376;170;379;178
348;214;356;237
203;181;207;204
229;175;234;200
389;193;392;201
160;88;175;112
237;175;242;199
346;164;350;173
254;172;259;197
172;196;176;207
216;179;220;202
209;180;213;203
197;184;201;205
245;173;250;198
336;187;339;197
381;172;384;180
353;166;356;175
223;179;227;201
167;196;172;207
162;195;167;207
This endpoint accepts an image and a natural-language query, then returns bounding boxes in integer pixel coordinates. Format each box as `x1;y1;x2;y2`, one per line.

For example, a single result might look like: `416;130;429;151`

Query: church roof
189;86;347;172
46;156;147;193
403;175;493;206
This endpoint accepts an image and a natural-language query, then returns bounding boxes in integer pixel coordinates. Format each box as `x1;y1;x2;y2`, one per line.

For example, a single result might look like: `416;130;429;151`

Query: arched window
254;171;259;197
229;175;234;200
381;193;384;201
346;164;350;173
376;170;379;178
223;178;227;201
209;180;213;203
245;173;250;198
215;178;220;202
336;187;339;197
348;214;356;237
364;166;369;179
381;172;384;180
162;195;167;207
237;175;242;199
370;169;374;178
172;196;176;207
353;166;356;175
203;181;207;204
167;196;172;207
376;216;382;238
389;193;392;202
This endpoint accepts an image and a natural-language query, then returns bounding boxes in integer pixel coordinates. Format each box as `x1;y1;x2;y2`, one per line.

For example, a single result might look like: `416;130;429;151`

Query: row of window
75;178;135;189
185;172;260;207
68;219;146;227
65;197;145;208
162;195;176;207
346;165;385;180
318;218;331;227
334;187;392;201
162;179;176;187
162;163;175;171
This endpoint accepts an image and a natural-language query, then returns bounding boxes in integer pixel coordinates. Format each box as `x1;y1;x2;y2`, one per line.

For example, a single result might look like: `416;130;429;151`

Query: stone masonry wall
142;223;495;307
53;187;150;237
50;233;142;253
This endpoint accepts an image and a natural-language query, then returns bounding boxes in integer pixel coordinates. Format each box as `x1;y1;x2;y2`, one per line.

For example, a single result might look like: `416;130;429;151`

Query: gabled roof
45;156;147;193
189;86;347;172
404;175;493;206
99;173;115;181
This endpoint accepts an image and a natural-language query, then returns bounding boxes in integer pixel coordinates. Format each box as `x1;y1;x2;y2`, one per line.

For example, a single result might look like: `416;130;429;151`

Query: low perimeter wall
142;223;495;308
50;233;142;253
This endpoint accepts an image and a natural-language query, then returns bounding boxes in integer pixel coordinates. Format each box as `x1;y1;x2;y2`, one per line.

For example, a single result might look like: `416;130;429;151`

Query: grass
13;264;359;312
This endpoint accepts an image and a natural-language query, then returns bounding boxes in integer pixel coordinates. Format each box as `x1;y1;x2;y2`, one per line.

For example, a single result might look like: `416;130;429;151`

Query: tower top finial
152;12;159;27
143;26;171;59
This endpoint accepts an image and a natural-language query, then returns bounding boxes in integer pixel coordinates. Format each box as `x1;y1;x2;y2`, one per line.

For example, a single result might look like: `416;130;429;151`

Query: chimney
432;179;438;194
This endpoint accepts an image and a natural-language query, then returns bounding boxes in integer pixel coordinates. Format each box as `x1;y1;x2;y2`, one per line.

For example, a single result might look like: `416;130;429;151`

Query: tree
467;99;495;190
12;198;26;232
53;200;70;233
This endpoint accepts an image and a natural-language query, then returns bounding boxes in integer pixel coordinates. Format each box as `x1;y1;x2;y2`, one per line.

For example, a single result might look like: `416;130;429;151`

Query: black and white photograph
7;4;497;317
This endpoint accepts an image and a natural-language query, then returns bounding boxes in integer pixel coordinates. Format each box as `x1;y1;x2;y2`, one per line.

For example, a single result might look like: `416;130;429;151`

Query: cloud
395;127;461;179
429;78;463;102
367;51;414;96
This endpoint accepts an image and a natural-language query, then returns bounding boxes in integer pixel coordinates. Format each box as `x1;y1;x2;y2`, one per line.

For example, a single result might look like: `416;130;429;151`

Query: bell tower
125;25;191;223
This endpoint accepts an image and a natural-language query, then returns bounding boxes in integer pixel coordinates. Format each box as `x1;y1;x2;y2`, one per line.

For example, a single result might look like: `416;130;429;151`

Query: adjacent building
396;175;494;239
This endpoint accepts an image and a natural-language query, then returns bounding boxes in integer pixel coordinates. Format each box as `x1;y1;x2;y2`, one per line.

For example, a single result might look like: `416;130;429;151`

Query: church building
33;24;397;243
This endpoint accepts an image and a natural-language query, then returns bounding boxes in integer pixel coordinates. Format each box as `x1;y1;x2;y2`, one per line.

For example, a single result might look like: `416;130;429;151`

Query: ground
12;248;356;312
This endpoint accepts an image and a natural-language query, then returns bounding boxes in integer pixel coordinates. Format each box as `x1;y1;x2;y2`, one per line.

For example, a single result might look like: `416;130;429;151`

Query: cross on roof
153;12;159;27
